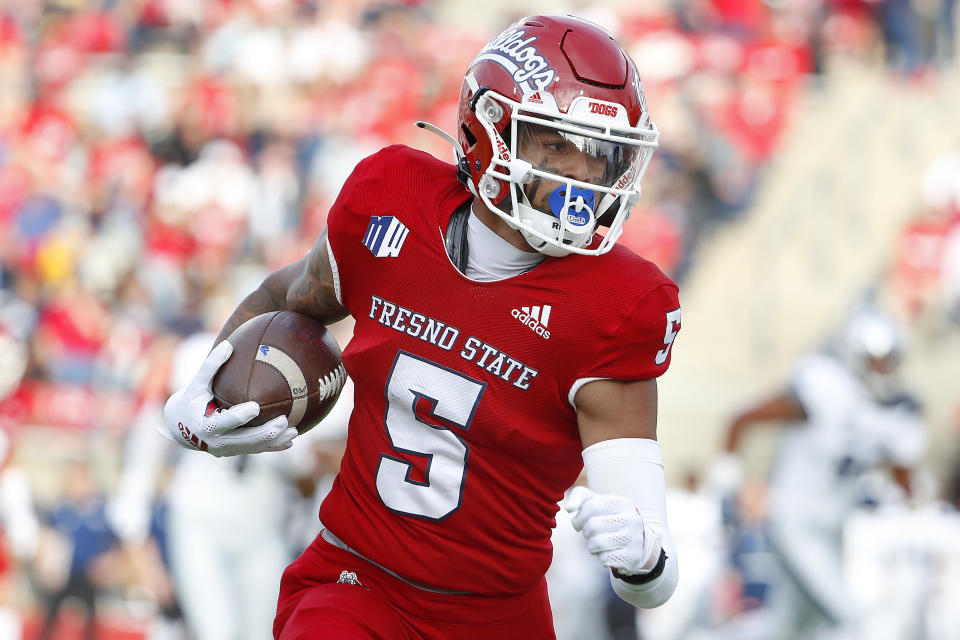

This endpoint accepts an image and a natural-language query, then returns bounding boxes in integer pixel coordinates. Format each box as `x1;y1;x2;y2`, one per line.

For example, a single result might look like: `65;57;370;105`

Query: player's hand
565;485;662;576
160;341;297;457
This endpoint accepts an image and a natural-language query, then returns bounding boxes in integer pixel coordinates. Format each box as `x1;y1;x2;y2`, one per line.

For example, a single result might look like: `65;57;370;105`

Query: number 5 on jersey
376;351;487;520
655;308;681;365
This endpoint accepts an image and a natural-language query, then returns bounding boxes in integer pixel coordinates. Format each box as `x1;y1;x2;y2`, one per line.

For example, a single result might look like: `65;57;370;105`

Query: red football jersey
319;145;681;596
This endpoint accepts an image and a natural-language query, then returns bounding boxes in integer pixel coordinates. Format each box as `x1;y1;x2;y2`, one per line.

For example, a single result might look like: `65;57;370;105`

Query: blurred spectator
892;151;960;329
36;457;119;640
726;480;774;615
0;329;27;402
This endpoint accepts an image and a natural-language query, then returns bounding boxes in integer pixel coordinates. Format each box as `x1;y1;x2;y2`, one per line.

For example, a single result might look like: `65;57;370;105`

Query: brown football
212;311;346;435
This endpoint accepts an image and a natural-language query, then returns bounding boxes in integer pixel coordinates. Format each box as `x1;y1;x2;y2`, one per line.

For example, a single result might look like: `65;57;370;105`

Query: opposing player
163;15;682;639
718;308;927;639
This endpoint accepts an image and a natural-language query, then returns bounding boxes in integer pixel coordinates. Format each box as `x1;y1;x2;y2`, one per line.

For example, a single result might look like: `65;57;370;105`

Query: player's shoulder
795;352;846;375
349;145;460;195
576;243;679;309
792;353;851;387
333;144;468;230
790;353;857;410
556;245;681;381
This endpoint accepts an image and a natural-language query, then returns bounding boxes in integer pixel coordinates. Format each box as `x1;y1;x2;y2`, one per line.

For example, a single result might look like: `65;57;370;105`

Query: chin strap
444;202;471;274
416;121;472;187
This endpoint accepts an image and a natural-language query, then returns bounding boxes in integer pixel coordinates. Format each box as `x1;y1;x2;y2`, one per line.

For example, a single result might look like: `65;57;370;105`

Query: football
212;311;346;435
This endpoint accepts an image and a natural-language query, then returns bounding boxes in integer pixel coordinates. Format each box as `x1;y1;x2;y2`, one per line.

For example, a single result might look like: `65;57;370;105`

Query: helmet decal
633;69;648;113
472;29;557;93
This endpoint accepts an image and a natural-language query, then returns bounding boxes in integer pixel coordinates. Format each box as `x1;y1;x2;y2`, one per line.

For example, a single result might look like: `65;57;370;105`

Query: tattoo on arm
213;231;348;345
287;232;348;322
212;272;291;346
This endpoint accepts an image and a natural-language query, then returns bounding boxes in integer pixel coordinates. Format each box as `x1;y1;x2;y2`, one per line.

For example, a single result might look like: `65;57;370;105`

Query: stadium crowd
0;0;958;638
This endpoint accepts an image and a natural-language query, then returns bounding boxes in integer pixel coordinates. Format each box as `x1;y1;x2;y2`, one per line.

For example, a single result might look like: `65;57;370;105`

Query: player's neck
465;205;545;281
471;197;538;253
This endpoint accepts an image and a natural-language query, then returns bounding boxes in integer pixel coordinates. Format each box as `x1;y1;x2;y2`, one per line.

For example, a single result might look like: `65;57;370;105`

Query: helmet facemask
471;86;658;257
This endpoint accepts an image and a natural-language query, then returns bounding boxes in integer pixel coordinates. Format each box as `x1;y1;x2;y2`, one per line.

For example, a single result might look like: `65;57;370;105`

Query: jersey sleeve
572;283;681;391
323;152;381;312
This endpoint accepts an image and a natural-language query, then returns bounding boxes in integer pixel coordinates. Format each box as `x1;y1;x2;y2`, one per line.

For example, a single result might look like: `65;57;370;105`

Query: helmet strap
444;201;472;274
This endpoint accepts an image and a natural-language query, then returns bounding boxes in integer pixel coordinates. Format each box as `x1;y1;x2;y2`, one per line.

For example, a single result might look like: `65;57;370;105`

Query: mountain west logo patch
512;305;551;340
363;216;409;258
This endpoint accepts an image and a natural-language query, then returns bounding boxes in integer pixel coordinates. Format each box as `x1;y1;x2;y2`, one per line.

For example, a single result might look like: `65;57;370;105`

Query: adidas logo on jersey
512;305;551;339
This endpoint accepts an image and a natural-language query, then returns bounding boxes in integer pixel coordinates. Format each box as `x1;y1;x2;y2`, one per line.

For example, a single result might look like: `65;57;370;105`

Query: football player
162;15;681;639
717;308;928;639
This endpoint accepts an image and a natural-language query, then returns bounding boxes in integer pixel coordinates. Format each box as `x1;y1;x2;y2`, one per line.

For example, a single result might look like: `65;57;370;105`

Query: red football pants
273;532;556;640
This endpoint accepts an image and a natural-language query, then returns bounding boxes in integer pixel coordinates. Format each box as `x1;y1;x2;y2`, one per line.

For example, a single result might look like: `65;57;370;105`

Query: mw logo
363;216;409;258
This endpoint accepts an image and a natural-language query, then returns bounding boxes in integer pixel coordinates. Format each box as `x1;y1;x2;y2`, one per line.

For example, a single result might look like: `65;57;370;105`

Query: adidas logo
526;91;544;105
512;305;551;339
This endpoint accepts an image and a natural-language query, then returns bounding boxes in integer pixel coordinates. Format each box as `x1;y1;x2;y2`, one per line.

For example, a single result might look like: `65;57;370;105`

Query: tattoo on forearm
212;236;347;346
214;287;285;345
294;246;348;322
288;274;344;321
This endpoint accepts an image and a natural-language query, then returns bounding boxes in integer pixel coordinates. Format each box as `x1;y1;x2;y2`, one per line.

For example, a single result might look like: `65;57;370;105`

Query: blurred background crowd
0;0;958;638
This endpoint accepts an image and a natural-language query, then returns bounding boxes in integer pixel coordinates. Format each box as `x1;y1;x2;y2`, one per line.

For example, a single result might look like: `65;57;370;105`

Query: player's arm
161;231;348;457
724;390;806;453
214;230;349;345
890;465;914;497
882;397;927;500
708;390;806;494
566;378;678;608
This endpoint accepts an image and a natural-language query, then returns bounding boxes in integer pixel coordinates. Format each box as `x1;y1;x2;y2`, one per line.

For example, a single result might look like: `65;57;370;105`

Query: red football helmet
422;15;658;257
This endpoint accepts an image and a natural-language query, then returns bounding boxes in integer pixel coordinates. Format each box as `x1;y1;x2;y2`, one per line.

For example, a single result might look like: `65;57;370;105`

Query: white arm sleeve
582;438;678;608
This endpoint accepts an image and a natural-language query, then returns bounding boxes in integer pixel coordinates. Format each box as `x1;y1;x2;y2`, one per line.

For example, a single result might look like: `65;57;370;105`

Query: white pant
167;508;291;640
766;520;857;640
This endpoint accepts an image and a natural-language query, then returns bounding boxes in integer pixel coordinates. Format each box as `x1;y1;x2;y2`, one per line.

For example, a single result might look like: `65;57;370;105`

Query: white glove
565;485;662;576
160;341;297;457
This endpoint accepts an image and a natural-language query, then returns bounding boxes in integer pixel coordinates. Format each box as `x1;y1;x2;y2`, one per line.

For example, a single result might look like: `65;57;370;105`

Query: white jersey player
110;331;350;640
845;500;960;640
719;309;927;639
